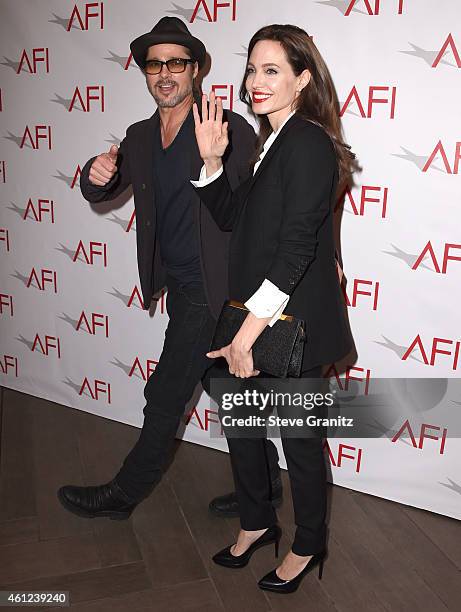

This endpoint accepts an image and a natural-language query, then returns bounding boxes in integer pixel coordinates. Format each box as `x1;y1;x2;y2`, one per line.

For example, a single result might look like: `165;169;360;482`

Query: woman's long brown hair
239;24;360;191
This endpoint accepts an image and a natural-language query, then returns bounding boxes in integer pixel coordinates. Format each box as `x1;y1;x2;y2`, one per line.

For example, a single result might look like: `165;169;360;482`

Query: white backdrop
1;0;460;520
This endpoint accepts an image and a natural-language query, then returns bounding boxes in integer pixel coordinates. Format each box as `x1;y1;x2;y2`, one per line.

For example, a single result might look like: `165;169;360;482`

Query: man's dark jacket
79;107;256;319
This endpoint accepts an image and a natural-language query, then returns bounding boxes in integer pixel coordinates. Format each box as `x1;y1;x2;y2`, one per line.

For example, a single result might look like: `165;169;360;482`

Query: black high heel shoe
258;549;326;594
212;524;282;569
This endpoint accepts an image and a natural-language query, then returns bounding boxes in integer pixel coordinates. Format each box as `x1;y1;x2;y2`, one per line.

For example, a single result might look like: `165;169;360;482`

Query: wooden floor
0;386;460;611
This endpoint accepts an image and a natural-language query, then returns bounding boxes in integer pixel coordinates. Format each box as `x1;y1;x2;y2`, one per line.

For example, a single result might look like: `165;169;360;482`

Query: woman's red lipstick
252;92;272;104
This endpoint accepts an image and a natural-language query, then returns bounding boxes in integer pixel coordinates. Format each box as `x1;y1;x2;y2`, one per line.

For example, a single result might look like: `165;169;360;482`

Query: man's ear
193;61;199;79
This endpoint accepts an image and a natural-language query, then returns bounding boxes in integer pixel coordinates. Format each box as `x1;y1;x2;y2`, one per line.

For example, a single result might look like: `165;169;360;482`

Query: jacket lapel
188;105;206;234
241;113;302;202
139;111;159;201
190;122;203;182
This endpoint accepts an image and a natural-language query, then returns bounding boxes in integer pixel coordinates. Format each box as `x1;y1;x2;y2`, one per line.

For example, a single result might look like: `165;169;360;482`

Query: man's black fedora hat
130;17;206;70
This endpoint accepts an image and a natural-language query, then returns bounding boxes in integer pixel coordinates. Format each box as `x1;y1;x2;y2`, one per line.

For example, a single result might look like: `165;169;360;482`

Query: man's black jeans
115;277;280;502
115;278;214;500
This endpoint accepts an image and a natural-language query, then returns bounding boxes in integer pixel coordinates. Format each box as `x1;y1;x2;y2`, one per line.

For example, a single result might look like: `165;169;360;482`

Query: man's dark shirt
152;110;202;285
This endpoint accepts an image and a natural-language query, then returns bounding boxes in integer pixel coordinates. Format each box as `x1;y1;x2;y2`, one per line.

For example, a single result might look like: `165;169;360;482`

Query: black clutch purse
210;300;306;378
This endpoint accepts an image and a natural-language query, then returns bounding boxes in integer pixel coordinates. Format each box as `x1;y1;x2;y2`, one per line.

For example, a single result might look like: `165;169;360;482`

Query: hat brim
130;31;206;70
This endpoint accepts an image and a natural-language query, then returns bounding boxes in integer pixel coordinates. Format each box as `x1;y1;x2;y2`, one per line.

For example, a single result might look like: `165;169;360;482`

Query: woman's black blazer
193;113;354;370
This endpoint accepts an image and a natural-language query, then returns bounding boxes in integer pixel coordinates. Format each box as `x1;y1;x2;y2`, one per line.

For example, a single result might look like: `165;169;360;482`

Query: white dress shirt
191;111;296;326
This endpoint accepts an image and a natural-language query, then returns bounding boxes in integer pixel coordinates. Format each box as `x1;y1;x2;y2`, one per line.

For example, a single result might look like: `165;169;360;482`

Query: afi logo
0;228;10;252
325;364;371;395
23;198;55;223
20;125;52;150
191;0;237;22
69;165;82;189
126;209;136;233
0;294;14;317
186;406;222;433
324;441;363;473
127;285;144;308
211;84;234;111
129;358;158;381
16;48;50;74
412;241;461;274
32;334;61;358
0;160;6;183
339;185;388;218
392;420;447;454
123;52;134;70
402;335;460;370
79;377;111;404
343;279;380;311
432;34;461;68
341;86;396;119
422;141;460;174
27;268;58;293
67;2;104;30
344;0;404;15
76;311;109;337
73;240;108;267
0;355;18;377
69;86;105;112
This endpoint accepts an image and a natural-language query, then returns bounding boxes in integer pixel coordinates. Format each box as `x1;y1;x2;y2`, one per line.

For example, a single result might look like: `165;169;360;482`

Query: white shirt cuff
190;164;223;187
244;279;290;327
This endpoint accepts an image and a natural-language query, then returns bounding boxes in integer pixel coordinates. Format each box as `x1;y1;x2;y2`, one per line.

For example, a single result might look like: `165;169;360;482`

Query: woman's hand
193;91;229;172
206;311;271;377
207;340;260;378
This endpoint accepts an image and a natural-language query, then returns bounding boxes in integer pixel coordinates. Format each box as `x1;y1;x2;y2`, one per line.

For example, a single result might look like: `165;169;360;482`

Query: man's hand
88;144;119;186
336;258;344;284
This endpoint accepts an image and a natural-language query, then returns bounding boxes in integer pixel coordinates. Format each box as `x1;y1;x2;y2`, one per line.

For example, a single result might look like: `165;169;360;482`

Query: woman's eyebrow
247;62;281;68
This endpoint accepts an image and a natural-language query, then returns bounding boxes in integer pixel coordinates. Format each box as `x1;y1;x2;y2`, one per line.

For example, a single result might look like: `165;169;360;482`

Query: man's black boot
209;475;283;518
57;479;139;520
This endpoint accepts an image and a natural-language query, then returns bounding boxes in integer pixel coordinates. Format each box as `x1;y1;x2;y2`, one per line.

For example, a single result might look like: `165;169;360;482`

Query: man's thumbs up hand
107;144;118;162
89;144;119;186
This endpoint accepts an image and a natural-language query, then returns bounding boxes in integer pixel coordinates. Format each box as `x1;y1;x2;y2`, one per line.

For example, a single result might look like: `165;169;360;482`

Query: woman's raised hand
193;91;229;165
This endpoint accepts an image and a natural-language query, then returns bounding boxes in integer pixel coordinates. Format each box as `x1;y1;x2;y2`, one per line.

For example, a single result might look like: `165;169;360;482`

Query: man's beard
149;79;193;108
